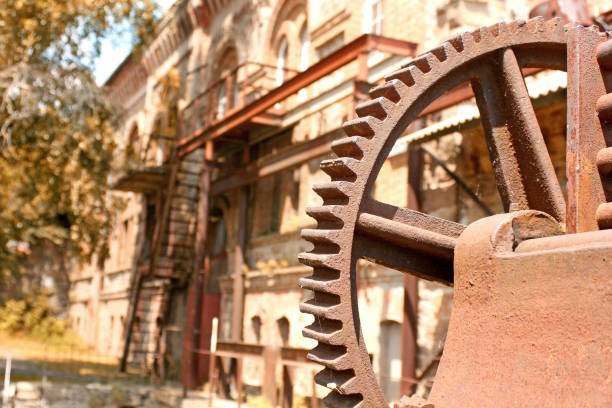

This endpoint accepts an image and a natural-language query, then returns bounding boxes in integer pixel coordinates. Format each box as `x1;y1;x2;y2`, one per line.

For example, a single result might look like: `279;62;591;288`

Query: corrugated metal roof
389;70;567;157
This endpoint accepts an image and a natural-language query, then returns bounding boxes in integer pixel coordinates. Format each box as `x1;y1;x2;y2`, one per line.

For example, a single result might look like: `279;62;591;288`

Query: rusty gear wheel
299;17;577;407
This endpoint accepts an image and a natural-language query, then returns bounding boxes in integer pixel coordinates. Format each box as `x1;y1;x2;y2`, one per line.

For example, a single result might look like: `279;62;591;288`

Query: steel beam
177;34;417;157
211;132;336;195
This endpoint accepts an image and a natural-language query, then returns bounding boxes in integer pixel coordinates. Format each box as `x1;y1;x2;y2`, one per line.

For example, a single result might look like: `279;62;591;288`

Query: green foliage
0;293;68;341
0;0;161;286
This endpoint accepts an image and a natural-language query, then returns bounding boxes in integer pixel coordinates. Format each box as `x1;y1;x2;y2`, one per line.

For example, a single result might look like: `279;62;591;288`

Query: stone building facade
68;0;612;404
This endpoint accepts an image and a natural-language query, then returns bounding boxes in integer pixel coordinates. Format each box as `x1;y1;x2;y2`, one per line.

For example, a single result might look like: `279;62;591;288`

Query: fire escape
116;33;420;382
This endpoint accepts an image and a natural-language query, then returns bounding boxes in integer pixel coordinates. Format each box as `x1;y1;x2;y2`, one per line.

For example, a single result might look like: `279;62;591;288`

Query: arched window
126;124;139;162
364;0;383;35
251;316;262;343
276;37;289;86
212;47;239;119
277;316;290;346
299;25;309;72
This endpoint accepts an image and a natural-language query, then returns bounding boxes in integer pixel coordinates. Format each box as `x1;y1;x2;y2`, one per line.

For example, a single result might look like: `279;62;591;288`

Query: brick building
68;0;612;405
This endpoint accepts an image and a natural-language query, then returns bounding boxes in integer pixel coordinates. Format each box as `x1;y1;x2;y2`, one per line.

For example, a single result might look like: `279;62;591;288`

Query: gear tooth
598;39;612;69
314;368;360;394
299;267;341;291
298;251;339;269
299;276;340;294
405;53;435;73
307;342;349;370
331;136;366;160
478;25;496;41
302;318;343;343
305;205;345;228
545;17;564;33
597;202;612;229
496;21;512;36
486;22;501;37
301;228;341;253
368;80;402;103
312;181;349;204
323;391;363;408
596;93;612;122
526;16;546;32
300;292;341;319
470;27;485;43
385;65;419;87
597;147;612;176
429;44;448;62
460;30;477;49
342;117;377;138
355;97;393;120
321;157;358;181
438;40;460;60
448;33;465;52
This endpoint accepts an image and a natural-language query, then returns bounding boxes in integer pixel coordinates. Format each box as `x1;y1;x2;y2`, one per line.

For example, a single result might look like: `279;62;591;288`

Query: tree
0;0;159;301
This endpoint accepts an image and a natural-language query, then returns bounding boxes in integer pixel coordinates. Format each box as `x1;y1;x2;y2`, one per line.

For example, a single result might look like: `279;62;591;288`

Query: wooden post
311;369;318;408
225;74;233;113
231;148;249;342
207;85;215;125
401;147;422;397
357;49;369;82
262;346;279;406
236;357;243;408
208;318;218;408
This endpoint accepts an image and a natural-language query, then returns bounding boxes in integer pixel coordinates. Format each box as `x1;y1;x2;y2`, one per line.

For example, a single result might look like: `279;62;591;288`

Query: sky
94;0;177;85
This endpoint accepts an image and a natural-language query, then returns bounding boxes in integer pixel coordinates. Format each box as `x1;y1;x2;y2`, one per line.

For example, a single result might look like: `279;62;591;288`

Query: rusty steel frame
299;18;612;407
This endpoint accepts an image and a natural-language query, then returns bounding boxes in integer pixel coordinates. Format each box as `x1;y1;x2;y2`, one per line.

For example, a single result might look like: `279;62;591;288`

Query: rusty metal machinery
299;17;612;407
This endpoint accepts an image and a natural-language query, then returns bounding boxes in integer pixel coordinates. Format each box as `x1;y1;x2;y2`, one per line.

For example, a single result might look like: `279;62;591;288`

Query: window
216;85;227;118
276;37;289;86
299;26;309;72
364;0;383;35
212;47;238;118
277;317;290;346
120;219;129;266
316;33;345;60
127;125;139;160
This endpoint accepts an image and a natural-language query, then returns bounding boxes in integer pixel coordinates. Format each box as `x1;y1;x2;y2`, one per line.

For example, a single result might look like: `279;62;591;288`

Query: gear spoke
354;234;454;285
471;47;566;221
352;200;462;284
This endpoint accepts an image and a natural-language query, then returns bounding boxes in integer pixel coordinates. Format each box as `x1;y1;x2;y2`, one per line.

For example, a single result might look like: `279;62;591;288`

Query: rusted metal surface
429;211;612;407
566;25;607;233
596;36;612;230
299;18;612;407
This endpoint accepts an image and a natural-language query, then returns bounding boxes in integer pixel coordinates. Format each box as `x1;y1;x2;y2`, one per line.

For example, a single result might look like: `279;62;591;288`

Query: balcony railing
110;133;174;194
180;61;297;139
177;34;418;157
